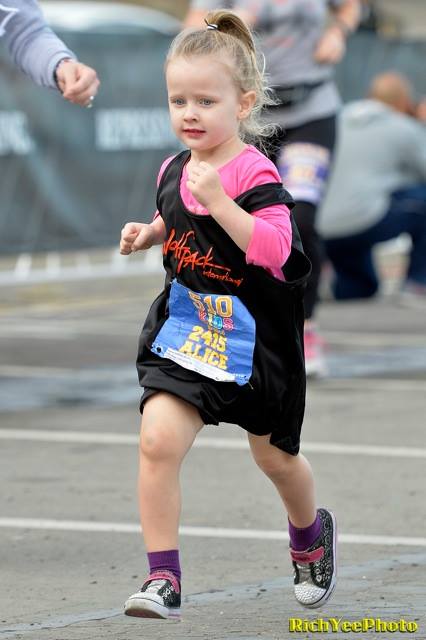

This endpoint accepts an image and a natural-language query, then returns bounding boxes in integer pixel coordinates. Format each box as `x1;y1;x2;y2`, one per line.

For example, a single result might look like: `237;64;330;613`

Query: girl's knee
139;422;177;463
252;447;296;479
138;393;202;464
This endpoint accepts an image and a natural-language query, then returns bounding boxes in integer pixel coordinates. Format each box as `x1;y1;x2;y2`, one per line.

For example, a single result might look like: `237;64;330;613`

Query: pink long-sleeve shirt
156;145;291;280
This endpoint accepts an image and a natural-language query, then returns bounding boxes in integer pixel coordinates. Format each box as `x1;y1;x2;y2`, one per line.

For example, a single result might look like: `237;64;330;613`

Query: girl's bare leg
138;392;203;551
248;433;316;527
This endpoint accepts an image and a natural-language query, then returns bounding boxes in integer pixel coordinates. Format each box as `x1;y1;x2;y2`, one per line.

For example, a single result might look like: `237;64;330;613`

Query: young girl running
120;10;337;619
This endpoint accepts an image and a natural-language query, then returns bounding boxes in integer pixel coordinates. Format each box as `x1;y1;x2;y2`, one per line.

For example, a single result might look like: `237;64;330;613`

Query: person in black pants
268;116;336;325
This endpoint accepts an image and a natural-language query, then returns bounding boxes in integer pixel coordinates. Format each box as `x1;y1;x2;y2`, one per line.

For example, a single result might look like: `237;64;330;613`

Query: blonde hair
166;9;277;145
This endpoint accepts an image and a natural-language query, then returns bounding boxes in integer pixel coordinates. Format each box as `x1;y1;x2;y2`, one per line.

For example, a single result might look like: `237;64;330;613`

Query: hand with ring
55;59;100;107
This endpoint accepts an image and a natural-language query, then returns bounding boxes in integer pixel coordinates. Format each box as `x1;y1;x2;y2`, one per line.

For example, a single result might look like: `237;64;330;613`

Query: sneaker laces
291;546;325;586
295;561;309;575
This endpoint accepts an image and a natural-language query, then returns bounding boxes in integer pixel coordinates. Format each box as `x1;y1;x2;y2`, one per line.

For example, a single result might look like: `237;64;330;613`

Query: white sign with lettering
95;108;178;151
0;111;35;154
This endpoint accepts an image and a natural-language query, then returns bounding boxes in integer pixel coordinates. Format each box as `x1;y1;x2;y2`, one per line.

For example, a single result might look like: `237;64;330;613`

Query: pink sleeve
247;206;292;276
153;155;175;220
157;156;175;186
237;157;292;274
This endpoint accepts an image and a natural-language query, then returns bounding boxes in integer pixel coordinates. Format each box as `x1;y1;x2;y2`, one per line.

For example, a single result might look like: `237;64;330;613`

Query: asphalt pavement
0;268;425;640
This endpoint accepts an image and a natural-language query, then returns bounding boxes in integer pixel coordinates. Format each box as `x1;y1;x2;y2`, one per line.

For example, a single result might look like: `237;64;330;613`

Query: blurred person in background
185;0;361;376
0;0;99;106
318;72;426;304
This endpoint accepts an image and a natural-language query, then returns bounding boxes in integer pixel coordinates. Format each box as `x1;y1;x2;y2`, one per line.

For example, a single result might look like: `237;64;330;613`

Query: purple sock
147;549;181;582
288;513;321;551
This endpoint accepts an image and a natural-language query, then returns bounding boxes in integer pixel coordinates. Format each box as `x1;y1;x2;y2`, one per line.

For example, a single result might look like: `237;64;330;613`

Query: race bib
151;280;255;386
277;142;331;206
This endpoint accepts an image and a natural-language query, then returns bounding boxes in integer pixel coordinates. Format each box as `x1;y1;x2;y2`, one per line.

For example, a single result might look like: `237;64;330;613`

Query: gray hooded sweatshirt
318;99;426;239
0;0;75;88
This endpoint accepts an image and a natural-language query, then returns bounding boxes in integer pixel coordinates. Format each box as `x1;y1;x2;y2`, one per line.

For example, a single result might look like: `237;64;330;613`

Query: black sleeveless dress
136;150;311;455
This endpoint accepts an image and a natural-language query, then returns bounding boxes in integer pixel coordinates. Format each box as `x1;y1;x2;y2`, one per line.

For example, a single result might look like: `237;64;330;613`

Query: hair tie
204;19;218;30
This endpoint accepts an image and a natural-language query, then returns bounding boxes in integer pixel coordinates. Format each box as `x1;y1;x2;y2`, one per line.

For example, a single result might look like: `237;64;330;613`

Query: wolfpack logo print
0;4;18;37
163;228;244;287
151;280;255;385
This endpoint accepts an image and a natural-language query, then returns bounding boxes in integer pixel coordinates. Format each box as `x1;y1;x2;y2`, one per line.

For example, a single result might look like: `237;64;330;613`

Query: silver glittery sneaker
124;570;181;619
290;508;337;608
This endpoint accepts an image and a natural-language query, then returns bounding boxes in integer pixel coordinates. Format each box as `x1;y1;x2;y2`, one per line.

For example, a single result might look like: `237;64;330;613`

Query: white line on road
0;517;425;547
312;378;426;392
0;365;80;378
322;330;426;348
0;429;425;459
1;324;425;345
0;323;138;339
1;365;425;393
0;365;132;379
0;329;78;340
0;251;163;287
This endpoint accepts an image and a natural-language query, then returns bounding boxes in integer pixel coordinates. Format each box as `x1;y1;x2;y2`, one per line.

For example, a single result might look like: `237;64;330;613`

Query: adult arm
0;0;99;104
1;0;75;87
314;0;362;64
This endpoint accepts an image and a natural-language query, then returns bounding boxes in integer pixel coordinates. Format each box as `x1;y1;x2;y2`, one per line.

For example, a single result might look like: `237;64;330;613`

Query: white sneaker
124;571;181;619
290;508;337;608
